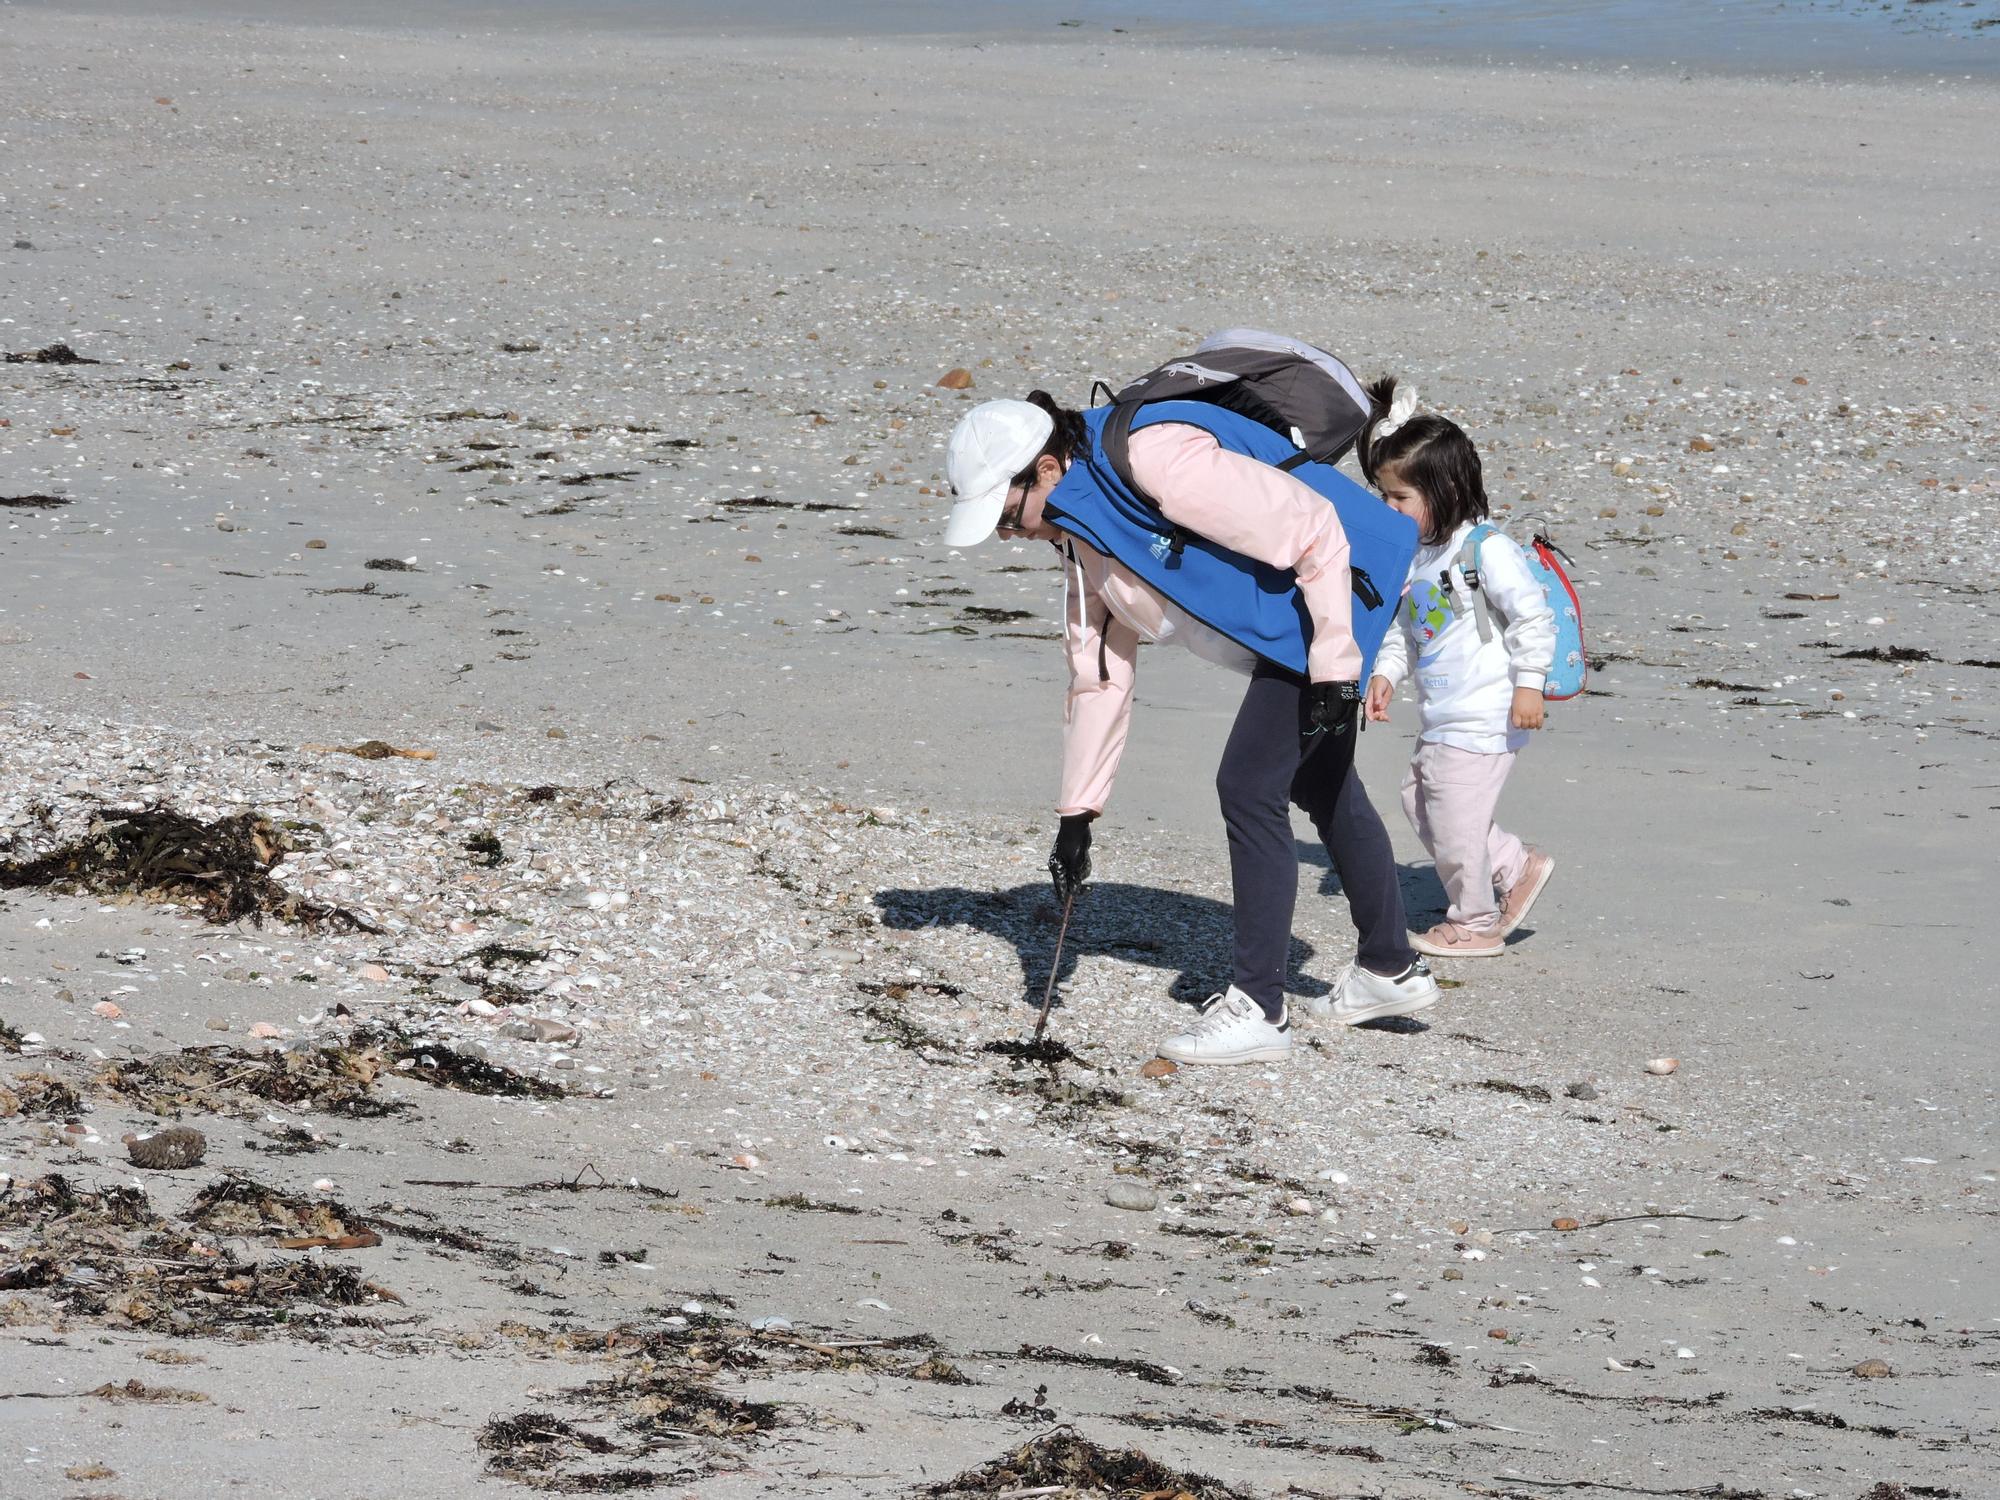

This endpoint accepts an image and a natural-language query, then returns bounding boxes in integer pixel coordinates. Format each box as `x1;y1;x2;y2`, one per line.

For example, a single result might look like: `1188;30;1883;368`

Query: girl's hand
1510;685;1546;730
1365;676;1394;723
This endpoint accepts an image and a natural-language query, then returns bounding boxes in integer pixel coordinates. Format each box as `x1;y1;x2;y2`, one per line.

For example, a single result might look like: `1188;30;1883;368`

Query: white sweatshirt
1371;520;1557;754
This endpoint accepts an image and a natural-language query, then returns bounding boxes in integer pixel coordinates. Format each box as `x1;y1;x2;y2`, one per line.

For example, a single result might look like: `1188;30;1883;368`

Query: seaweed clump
925;1426;1251;1498
0;1173;397;1333
0;808;374;931
98;1041;404;1120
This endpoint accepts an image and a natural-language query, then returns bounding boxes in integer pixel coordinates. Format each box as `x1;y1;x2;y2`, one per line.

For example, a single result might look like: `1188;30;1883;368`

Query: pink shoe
1498;850;1555;937
1409;921;1505;959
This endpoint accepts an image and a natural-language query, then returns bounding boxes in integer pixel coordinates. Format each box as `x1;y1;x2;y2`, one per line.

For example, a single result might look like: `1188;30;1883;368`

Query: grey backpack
1098;328;1375;500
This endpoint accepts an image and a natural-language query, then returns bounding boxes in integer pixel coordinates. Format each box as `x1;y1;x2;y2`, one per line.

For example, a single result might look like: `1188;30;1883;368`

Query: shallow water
149;0;2000;77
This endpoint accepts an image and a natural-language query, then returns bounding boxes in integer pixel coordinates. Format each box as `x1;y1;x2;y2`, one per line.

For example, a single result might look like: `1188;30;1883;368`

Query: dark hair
1356;375;1488;546
1012;389;1089;486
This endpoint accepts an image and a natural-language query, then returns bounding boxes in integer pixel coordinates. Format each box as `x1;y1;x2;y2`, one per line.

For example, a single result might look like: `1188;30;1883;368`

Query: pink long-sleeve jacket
1056;423;1359;815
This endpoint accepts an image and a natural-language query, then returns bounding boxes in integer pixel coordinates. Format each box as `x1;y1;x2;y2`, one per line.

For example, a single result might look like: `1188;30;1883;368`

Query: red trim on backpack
1533;536;1588;701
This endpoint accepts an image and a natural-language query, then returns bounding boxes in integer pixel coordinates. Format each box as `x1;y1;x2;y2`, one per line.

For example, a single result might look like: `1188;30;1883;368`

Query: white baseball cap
942;399;1054;548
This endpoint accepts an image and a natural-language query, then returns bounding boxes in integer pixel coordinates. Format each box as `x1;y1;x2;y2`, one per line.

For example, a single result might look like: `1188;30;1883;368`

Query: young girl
1361;382;1557;958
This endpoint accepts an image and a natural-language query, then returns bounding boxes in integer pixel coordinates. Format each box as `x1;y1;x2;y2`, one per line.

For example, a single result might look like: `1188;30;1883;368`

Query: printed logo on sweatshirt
1407;577;1451;643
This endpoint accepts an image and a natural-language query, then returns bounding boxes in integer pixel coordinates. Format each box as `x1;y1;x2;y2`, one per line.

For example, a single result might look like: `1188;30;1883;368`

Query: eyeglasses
994;478;1033;535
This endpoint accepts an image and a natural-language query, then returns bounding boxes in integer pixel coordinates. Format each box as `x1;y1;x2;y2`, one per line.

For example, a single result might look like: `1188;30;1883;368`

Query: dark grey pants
1216;664;1415;1020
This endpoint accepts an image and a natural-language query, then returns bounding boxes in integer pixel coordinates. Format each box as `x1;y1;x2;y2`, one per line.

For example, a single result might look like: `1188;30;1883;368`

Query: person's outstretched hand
1049;812;1094;903
1365;675;1394;723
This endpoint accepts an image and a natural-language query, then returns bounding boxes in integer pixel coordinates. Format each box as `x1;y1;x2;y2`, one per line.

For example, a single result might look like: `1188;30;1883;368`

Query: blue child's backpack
1448;524;1589;700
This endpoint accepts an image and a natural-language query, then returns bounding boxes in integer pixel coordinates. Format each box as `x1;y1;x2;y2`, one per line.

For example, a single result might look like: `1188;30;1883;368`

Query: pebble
1105;1180;1159;1212
1565;1081;1600;1101
501;1017;578;1044
1644;1058;1680;1076
1851;1358;1893;1378
1138;1058;1177;1079
248;1021;283;1039
205;1017;230;1032
91;1000;123;1019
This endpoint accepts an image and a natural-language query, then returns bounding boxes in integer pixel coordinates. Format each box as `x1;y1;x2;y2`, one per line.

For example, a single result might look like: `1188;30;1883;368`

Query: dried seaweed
98;1042;405;1120
0;1173;398;1334
0;808;373;931
925;1425;1250;1498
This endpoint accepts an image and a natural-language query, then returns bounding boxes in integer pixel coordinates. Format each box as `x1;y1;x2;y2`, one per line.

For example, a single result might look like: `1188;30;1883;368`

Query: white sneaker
1316;959;1441;1027
1156;986;1292;1066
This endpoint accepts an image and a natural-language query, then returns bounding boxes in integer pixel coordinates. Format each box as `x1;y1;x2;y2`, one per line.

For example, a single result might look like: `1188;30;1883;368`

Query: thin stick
1031;888;1078;1042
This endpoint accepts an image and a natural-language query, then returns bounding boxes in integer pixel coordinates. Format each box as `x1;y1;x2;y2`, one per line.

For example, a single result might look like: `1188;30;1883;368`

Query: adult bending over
940;386;1442;1065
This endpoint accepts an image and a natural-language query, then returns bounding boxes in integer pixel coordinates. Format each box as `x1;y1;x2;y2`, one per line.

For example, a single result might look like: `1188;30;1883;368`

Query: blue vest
1043;402;1417;679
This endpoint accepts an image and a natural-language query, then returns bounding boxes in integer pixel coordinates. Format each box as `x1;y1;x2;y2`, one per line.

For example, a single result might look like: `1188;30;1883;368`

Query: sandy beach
2;4;1996;1497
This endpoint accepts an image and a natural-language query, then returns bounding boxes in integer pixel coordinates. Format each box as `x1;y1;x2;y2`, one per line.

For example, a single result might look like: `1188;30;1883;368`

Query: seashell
1644;1057;1679;1075
92;1000;124;1020
123;1126;206;1170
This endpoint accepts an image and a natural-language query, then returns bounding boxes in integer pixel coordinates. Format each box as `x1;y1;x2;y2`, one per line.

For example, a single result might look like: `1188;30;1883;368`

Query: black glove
1303;679;1362;739
1049;812;1094;903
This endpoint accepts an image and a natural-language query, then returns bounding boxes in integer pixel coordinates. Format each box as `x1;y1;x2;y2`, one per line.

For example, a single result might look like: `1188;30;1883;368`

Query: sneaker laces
1180;989;1258;1041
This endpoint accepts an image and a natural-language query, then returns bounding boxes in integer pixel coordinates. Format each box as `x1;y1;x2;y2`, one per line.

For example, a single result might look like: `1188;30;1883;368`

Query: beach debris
925;1426;1248;1498
123;1126;207;1170
0;808;375;931
302;739;438;761
1851;1357;1894;1378
185;1171;372;1244
5;343;100;364
935;368;974;389
1138;1057;1177;1079
0;1172;399;1330
1644;1058;1680;1076
382;1031;568;1099
98;1041;404;1119
0;492;71;509
6;1072;82;1118
1551;1216;1581;1232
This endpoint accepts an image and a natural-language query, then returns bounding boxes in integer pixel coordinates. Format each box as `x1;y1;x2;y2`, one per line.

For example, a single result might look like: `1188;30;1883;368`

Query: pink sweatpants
1400;742;1528;933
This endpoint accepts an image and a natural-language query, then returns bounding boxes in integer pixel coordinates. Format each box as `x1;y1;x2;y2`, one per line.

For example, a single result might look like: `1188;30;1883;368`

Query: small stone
546;727;567;740
1852;1358;1893;1378
91;1000;123;1019
247;1021;283;1039
731;1152;763;1170
1105;1180;1159;1213
1441;1268;1464;1281
1285;1196;1313;1216
1487;1328;1509;1340
1688;437;1715;453
1139;1058;1177;1079
205;1017;230;1032
936;368;974;390
216;519;236;532
1644;1057;1679;1076
1565;1081;1600;1101
1552;1217;1582;1232
501;1017;578;1044
305;539;327;549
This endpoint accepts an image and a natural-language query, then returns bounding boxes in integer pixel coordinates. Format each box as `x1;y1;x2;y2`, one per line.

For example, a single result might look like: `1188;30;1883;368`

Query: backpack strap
1097;400;1192;558
1443;523;1500;645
